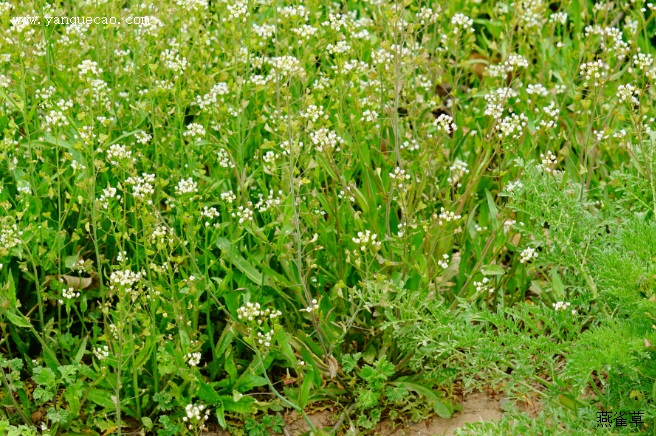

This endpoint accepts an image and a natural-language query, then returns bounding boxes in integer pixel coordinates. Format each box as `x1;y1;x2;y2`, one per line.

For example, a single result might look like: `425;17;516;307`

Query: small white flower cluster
43;99;74;132
352;230;382;252
252;23;276;40
184;123;206;139
497;113;528;140
216;149;234;169
269;55;305;78
223;0;249;22
254;190;283;213
278;4;310;21
134;130;152;145
417;7;439;26
549;12;568;24
186;352;201;367
434;114;457;134
94;345;109;361
78;59;103;78
448;159;469;187
484;87;518;120
160;49;188;77
474;277;494;294
617;84;640;106
150;225;175;246
195;82;230;111
301;105;327;123
99;186;119;209
372;47;394;70
310;128;344;152
0;2;14;14
583;26;628;59
526;84;549;97
362;109;378;123
175;0;208;11
0;222;22;254
257;330;274;347
327;39;351;55
451;13;474;34
221;191;236;204
106;144;136;166
579;60;609;88
300;299;319;313
539;150;558;174
58;287;80;304
539;102;560;129
125;173;156;203
390;167;411;190
108;269;143;298
291;24;318;44
201;206;220;227
633;52;654;71
175;178;198;196
487;54;529;78
232;204;254;224
401;139;420;151
438;254;449;269
519;247;538;264
237;302;282;323
436;207;462;225
183;403;210;431
553;301;576;314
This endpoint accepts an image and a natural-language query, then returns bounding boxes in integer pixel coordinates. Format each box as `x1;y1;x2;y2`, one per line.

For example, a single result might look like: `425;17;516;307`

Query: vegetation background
1;0;656;434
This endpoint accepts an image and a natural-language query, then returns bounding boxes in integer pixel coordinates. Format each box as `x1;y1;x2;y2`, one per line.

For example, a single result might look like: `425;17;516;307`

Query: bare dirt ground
265;392;503;435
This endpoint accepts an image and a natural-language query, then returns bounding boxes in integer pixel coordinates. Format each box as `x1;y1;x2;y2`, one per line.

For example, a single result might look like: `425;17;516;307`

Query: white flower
451;13;474;34
352;230;382;252
617;84;640;105
474;277;494;294
553;301;575;314
184;123;206;139
175;178;198;196
580;60;609;88
94;345;110;360
519;247;538;264
300;299;319;313
186;352;201;367
433;114;457;134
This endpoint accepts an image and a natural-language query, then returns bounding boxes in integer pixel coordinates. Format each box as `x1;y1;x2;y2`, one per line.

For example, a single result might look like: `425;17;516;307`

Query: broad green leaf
4;310;31;328
216;238;264;285
390;380;453;418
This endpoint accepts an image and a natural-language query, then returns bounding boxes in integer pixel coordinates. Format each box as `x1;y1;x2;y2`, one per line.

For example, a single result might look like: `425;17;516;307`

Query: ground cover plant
1;0;656;434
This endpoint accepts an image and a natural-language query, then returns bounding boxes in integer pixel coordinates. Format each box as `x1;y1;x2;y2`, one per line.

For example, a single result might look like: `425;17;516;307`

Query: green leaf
57;365;77;384
141;417;153;430
481;264;505;276
234;372;268;393
298;368;314;408
485;189;498;227
389;380;453;418
197;379;221;404
342;353;362;373
74;336;88;363
4;310;31;328
356;388;380;410
88;388;116;409
216;238;264;285
33;367;57;389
